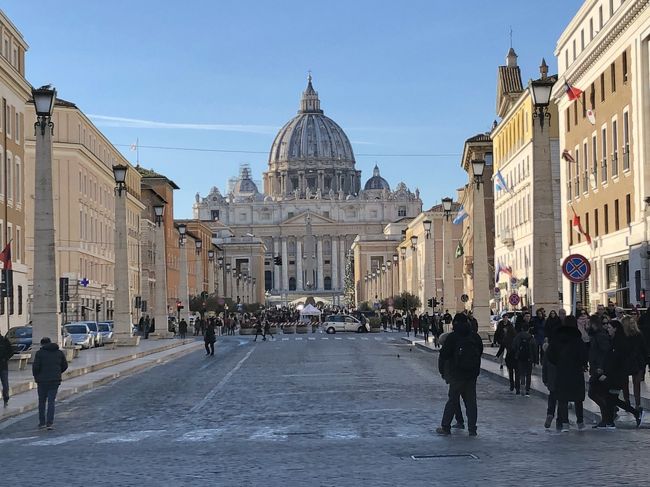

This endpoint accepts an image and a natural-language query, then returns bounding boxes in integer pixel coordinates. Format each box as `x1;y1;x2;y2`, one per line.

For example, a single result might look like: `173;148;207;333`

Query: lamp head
32;85;56;117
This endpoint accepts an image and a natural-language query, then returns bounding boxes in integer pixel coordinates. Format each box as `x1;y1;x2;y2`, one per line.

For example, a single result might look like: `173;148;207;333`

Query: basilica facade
193;77;421;303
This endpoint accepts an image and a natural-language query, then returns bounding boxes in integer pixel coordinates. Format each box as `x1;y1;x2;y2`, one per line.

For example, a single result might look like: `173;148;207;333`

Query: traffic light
135;296;142;309
96;302;102;312
176;301;184;311
641;289;646;305
274;255;282;266
427;298;433;308
432;298;439;308
59;277;70;302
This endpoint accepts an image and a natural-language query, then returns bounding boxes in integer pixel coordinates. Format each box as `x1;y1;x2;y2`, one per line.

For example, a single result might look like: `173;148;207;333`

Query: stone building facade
193;77;422;303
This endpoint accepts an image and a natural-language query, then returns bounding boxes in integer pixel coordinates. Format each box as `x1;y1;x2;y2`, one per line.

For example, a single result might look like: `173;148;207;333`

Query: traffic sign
510;277;518;286
494;287;501;298
460;294;469;303
562;254;591;284
79;277;89;287
509;293;520;306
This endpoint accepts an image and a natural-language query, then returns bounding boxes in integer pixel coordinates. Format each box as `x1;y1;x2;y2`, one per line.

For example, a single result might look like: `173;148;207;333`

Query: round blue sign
562;254;591;284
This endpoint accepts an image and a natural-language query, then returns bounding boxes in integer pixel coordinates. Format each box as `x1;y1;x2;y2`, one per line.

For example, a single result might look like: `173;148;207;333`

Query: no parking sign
562;254;591;284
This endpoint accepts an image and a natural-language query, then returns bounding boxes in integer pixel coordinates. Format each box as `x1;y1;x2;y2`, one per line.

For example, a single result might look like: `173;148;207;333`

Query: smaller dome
364;165;390;191
232;165;259;196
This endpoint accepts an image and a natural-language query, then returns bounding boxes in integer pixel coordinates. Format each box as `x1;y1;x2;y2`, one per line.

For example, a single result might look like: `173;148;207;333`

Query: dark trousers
1;367;8;402
254;330;263;341
547;391;557;416
507;365;515;390
37;382;60;426
263;330;273;340
515;361;532;392
204;341;214;355
441;377;477;431
589;381;613;423
557;400;584;425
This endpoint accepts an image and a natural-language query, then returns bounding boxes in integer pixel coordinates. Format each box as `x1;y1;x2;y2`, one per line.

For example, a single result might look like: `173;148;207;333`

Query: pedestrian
511;312;536;396
32;337;68;430
621;315;647;417
405;312;412;337
496;320;516;389
254;321;264;342
541;335;558;429
150;317;155;334
546;316;588;431
436;313;483;436
144;315;151;339
544;309;561;341
576;309;591;353
263;320;273;341
587;314;615;428
395;313;403;332
531;309;546;364
0;331;14;407
204;320;216;356
179;318;188;339
421;313;430;343
493;315;507;348
438;330;465;429
442;309;453;333
413;312;420;336
467;311;478;334
137;315;144;336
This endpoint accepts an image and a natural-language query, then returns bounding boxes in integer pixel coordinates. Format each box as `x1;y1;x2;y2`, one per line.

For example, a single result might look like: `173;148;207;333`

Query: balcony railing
500;228;514;247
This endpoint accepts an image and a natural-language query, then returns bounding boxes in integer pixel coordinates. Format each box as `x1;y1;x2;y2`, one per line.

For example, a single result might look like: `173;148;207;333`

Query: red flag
565;81;583;101
0;242;11;270
572;210;592;244
561;149;576;163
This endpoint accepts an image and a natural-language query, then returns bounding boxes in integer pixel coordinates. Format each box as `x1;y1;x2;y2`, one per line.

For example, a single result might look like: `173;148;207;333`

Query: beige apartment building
554;0;650;309
0;11;29;334
24;99;144;324
492;50;563;311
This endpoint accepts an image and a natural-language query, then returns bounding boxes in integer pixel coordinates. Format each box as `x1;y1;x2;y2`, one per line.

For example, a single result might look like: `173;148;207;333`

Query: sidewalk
402;335;649;425
1;338;203;423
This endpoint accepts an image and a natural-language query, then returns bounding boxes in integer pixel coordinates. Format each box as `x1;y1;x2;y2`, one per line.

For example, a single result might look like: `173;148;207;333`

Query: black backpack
453;335;481;374
517;335;531;362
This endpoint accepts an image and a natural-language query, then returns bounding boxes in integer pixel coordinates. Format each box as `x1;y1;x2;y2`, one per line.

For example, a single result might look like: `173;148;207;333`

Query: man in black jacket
0;332;14;407
32;337;68;430
436;313;483;436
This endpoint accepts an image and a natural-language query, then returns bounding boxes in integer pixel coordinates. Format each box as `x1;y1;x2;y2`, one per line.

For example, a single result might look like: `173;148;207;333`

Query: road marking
347;337;356;340
98;430;165;443
295;337;303;341
393;426;420;438
361;337;369;340
324;429;359;439
249;427;287;441
307;337;316;341
177;428;226;442
0;436;38;444
335;337;342;340
190;346;256;413
320;337;329;340
374;337;382;341
282;338;289;341
29;432;97;446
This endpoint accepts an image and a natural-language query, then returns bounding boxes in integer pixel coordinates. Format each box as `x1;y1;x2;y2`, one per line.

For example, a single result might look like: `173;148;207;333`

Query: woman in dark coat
544;310;561;342
496;321;517;391
547;316;588;431
204;321;216;356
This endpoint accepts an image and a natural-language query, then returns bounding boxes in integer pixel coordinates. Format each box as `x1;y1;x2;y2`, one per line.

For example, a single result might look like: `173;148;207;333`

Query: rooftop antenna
509;26;513;49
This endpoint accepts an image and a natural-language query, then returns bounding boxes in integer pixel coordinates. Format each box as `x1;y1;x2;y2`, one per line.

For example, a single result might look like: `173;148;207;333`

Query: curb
0;341;203;423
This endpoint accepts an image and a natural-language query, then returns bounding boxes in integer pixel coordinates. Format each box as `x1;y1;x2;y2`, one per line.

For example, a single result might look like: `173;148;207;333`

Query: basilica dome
268;75;355;171
364;165;390;191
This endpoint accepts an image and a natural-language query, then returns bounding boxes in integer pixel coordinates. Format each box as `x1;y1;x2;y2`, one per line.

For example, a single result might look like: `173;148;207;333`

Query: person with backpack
511;312;536;396
436;313;483;437
438;330;465;429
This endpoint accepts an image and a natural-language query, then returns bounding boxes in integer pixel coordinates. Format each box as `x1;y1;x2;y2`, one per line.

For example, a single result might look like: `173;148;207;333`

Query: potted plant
239;322;254;335
369;317;382;333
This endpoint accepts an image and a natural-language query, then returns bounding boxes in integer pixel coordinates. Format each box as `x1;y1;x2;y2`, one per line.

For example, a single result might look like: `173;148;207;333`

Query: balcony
500;228;514;247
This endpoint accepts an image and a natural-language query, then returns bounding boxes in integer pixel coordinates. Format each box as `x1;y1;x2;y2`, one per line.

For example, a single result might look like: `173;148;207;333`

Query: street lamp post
207;250;215;294
470;159;491;332
112;163;138;345
153;203;170;337
392;253;398;299
31;85;60;348
410;236;418;301
529;71;560;311
194;239;203;304
441;197;456;312
177;224;190;323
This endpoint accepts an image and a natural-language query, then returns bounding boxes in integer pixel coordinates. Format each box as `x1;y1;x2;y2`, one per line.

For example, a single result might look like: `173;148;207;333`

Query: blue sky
6;0;582;217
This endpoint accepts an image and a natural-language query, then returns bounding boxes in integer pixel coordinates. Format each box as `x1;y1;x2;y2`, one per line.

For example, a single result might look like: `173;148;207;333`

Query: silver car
63;323;94;349
323;315;369;334
97;322;113;343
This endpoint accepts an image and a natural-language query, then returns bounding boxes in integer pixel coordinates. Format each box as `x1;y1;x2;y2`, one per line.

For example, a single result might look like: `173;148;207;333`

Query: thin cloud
87;114;279;134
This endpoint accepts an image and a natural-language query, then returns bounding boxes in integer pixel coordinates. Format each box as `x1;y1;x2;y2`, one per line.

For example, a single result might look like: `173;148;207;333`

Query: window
612;120;618;176
590;18;594;40
575;148;581;196
592;136;598;183
210;210;219;221
622;50;628;82
599;5;603;28
287;212;294;219
581;92;586;118
569;219;574;246
581;29;585;50
595;208;599;236
600;73;605;102
609;0;614;16
566;109;571;132
601;127;608;182
6;155;11;200
15;158;20;204
5;105;9;137
586;212;590;236
565;50;569;71
611;62;616;92
398;206;407;217
614;199;620;230
17;285;22;315
623;111;630;170
590;83;595;109
14;112;19;143
573;39;576;60
626;193;631;225
604;204;609;233
574;102;578;125
16;227;20;262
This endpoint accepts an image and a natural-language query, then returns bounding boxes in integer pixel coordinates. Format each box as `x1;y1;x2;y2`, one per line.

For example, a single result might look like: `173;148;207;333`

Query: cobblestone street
2;334;648;486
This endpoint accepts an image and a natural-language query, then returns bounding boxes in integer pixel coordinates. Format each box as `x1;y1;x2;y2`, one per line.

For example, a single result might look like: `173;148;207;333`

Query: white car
323;315;369;334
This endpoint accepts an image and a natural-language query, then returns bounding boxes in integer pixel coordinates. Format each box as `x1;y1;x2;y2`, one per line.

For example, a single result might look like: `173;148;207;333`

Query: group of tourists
435;302;650;436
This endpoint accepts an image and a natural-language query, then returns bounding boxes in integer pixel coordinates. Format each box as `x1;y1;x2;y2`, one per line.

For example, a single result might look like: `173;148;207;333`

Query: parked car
323;315;369;334
6;325;32;352
97;322;113;343
70;321;102;347
63;323;94;349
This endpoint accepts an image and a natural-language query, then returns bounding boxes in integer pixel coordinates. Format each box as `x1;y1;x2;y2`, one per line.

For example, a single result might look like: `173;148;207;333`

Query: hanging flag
0;241;11;270
129;142;138;152
494;262;501;284
561;149;576;163
452;205;468;225
494;170;511;193
586;109;596;125
564;81;583;101
572;209;592;244
455;241;464;258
